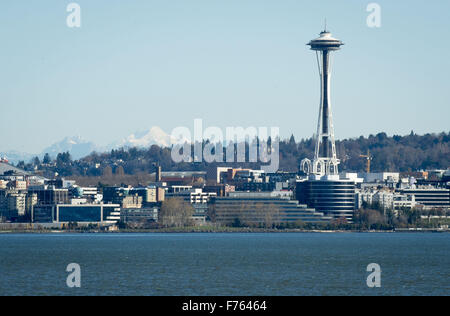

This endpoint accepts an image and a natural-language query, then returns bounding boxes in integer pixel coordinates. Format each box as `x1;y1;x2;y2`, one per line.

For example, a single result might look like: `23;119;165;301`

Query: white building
340;173;364;184
190;188;216;204
363;172;400;183
357;189;416;211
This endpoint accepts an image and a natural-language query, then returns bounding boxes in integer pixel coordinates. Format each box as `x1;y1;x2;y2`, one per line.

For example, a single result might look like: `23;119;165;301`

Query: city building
0;188;37;221
130;186;165;205
363;172;400;184
207;166;232;184
400;188;450;209
46;178;76;189
8;180;27;191
7;192;27;215
296;179;356;219
235;182;275;192
28;186;69;205
120;207;159;224
161;171;206;186
32;204;121;225
168;185;193;193
121;195;143;209
212;192;331;226
69;186;101;204
357;189;417;212
166;188;216;204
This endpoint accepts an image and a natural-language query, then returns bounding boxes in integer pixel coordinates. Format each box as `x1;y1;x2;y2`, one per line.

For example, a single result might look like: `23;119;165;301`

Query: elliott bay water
0;232;448;296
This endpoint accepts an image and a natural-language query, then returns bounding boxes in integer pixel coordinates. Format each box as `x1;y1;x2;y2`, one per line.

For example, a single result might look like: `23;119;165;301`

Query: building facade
400;188;450;209
212;192;331;226
296;179;356;220
32;204;121;225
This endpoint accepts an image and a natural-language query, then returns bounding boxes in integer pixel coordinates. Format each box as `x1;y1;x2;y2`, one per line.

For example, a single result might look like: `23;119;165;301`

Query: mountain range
1;127;176;164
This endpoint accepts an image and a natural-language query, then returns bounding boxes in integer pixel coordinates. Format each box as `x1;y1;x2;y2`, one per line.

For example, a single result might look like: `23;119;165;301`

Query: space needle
297;27;356;220
301;27;344;177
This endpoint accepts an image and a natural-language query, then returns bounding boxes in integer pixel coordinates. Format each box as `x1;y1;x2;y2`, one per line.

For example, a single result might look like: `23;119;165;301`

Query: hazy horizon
2;128;449;159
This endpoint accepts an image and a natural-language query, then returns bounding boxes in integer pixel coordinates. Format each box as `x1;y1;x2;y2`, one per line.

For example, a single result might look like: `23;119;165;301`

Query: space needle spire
301;28;344;177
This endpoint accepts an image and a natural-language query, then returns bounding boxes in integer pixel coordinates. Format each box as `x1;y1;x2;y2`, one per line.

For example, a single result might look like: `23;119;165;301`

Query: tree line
17;131;450;176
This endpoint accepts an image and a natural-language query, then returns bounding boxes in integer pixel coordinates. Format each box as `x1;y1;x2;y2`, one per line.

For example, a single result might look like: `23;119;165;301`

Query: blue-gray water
0;233;448;296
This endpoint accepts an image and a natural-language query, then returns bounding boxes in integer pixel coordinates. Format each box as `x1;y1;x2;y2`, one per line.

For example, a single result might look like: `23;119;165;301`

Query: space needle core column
302;29;343;177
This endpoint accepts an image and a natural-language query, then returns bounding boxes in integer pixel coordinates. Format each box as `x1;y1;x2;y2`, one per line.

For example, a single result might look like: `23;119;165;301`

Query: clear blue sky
1;0;449;153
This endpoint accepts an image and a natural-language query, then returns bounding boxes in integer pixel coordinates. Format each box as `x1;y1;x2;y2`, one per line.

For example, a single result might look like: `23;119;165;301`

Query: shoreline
0;227;448;234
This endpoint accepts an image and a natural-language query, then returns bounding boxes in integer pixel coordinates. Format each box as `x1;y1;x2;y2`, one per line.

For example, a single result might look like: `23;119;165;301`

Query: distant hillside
17;131;450;176
281;131;450;172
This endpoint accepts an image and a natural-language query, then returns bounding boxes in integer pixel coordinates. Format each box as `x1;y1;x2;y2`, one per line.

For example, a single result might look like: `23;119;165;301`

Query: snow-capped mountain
41;136;97;160
4;127;187;164
112;126;183;149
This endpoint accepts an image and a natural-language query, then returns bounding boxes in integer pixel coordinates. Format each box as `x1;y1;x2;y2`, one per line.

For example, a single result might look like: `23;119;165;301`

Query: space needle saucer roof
308;30;344;51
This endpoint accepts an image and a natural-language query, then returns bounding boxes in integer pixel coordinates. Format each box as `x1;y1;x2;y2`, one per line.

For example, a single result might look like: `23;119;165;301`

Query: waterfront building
28;186;69;205
400;188;450;209
296;179;356;219
212;192;331;226
120;207;159;223
357;189;416;211
32;204;121;225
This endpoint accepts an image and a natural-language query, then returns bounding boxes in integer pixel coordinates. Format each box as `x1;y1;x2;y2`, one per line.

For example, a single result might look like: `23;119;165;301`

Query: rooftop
308;30;344;51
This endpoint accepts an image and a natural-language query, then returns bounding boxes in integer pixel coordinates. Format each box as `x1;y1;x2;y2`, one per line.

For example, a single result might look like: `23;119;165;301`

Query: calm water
0;233;448;296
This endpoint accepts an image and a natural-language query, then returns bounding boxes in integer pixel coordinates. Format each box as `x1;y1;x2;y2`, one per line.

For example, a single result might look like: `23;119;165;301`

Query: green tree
43;153;51;164
32;156;41;167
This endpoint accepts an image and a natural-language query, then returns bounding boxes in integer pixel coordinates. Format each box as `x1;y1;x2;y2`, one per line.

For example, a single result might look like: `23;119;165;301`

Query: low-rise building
0;189;36;220
121;195;143;209
7;192;27;217
28;186;69;205
166;188;216;204
400;188;450;209
130;186;165;205
363;172;400;183
357;189;416;211
10;180;27;191
32;204;121;225
120;207;159;223
212;192;331;226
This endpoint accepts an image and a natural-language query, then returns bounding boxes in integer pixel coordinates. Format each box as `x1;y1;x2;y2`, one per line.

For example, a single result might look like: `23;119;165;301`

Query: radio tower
301;26;344;177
